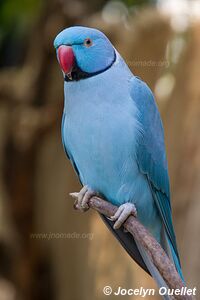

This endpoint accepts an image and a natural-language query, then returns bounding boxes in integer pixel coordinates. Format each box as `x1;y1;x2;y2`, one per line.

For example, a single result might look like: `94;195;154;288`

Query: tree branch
74;195;194;300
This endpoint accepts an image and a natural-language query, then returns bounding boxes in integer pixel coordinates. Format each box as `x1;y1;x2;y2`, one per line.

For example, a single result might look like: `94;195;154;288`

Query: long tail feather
135;239;171;300
163;231;185;283
100;214;183;300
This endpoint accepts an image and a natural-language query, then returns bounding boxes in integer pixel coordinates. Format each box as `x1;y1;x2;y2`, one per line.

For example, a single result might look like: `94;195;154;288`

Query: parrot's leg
110;203;137;230
70;185;98;212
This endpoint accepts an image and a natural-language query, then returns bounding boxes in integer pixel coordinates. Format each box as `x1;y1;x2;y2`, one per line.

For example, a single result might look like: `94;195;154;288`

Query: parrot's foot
110;203;137;230
69;185;97;212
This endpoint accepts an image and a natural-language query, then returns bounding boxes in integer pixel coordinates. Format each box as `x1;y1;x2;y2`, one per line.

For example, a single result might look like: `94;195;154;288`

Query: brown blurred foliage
0;1;199;300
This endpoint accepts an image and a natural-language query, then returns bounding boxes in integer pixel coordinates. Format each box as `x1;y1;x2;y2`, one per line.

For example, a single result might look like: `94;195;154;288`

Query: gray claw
69;185;97;212
111;203;137;230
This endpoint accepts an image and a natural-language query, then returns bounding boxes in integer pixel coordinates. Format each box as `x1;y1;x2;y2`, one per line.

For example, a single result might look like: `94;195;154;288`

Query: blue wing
130;76;180;263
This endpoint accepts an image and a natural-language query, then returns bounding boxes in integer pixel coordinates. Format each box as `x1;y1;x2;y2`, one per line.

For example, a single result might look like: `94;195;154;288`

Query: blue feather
130;77;180;264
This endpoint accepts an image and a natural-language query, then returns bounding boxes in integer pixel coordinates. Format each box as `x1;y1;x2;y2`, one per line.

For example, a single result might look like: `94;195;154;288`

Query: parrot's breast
62;91;159;234
64;82;152;212
62;59;161;236
63;100;137;197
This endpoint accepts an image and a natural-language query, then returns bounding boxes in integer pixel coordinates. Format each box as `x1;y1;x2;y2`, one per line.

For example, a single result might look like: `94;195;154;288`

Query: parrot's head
54;26;116;81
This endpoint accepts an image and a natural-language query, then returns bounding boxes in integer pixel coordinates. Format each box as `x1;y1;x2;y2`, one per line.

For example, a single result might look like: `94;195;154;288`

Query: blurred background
0;0;200;299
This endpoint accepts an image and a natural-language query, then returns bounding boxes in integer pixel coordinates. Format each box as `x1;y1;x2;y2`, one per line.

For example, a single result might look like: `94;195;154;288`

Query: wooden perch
73;195;194;300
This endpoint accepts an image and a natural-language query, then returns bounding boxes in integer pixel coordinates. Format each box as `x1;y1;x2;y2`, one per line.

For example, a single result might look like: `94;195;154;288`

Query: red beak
57;45;75;74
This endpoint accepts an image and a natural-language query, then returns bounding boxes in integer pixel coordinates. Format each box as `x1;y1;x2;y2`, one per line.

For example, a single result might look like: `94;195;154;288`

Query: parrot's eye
84;38;93;47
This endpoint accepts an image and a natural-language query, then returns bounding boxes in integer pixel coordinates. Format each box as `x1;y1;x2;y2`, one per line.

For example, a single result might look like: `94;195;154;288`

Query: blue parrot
54;26;184;292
